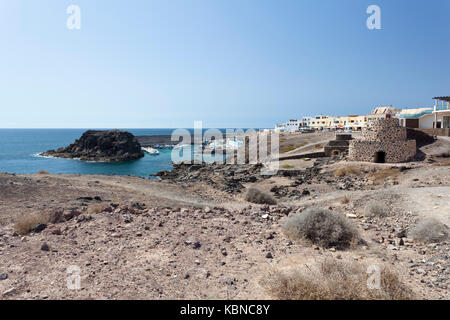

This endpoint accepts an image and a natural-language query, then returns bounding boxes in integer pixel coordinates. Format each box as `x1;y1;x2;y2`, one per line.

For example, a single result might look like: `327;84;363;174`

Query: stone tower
348;118;416;163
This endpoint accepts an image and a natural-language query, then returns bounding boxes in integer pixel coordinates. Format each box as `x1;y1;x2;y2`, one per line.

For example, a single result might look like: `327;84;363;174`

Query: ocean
0;129;216;178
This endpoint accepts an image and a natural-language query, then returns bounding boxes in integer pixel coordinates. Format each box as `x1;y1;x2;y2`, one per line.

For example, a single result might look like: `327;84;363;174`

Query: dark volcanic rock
41;130;144;162
155;162;269;194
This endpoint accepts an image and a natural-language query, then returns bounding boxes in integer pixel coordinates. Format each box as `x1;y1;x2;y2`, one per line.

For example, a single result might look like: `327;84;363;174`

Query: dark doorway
374;151;386;163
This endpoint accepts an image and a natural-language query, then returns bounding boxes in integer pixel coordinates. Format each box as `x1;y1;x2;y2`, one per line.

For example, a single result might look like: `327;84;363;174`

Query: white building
397;97;450;129
274;118;312;132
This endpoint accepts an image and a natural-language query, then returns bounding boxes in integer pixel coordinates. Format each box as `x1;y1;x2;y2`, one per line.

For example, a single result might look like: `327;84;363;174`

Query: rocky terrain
1;135;449;300
41;130;144;162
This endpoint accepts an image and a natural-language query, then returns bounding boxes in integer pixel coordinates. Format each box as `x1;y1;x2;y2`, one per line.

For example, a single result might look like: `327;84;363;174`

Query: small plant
341;195;350;204
245;188;277;205
14;212;50;235
433;160;450;167
37;170;50;175
263;257;414;300
408;218;449;243
87;203;111;214
364;201;389;218
334;167;360;177
282;207;360;249
368;168;400;182
280;142;308;153
282;164;294;169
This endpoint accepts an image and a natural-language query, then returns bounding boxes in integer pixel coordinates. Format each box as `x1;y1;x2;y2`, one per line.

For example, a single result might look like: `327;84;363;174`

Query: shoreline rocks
41;130;144;162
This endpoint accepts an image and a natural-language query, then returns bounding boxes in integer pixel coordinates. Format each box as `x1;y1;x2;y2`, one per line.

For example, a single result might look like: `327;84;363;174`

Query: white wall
419;114;434;128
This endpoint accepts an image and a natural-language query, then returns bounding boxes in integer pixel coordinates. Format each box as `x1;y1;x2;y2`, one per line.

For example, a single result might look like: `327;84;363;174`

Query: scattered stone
63;209;82;221
41;243;50;251
264;232;274;240
2;288;16;297
185;237;201;249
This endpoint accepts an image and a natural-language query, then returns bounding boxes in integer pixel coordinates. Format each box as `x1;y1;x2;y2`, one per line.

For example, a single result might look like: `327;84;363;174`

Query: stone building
324;134;352;156
348;119;416;163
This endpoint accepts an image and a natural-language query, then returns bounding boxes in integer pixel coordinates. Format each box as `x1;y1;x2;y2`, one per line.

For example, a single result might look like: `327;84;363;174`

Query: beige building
308;115;330;130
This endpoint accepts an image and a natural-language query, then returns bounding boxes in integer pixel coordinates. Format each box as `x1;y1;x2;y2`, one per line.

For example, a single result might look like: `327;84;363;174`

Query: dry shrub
364;201;389;218
340;195;350;204
14;212;50;235
334;167;360;177
245;188;277;205
433;160;450;167
368;168;400;182
87;203;111;214
408;218;449;243
282;208;360;249
264;257;414;300
37;170;50;175
280;142;308;153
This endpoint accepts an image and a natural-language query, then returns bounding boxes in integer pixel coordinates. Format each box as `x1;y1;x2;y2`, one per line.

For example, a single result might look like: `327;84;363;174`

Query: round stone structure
348;119;416;163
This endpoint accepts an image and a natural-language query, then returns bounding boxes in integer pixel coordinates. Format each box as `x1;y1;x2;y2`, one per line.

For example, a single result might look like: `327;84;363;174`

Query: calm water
0;129;189;178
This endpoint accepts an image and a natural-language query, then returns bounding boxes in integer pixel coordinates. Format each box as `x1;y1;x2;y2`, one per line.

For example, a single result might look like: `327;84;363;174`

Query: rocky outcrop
156;163;270;193
41;130;144;162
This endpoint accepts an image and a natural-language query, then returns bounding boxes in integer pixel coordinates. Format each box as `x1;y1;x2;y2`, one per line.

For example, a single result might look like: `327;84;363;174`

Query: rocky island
41;130;144;162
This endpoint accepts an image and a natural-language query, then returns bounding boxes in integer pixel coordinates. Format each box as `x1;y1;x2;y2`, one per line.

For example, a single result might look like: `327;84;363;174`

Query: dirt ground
0;135;449;300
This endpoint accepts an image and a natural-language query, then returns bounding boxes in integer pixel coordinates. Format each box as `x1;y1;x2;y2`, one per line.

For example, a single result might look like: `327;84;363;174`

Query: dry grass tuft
364;201;389;218
340;195;350;204
368;168;400;182
282;208;360;249
280;142;308;153
334;167;360;177
433;160;450;167
408;218;449;243
37;170;50;175
14;212;50;235
245;188;277;205
263;257;415;300
282;164;294;169
314;144;323;149
87;203;111;214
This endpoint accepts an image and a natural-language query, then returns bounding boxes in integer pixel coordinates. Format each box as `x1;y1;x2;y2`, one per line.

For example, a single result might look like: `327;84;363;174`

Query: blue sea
0;129;225;178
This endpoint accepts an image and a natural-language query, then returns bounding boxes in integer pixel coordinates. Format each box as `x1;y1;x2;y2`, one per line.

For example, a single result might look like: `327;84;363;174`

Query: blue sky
0;0;449;128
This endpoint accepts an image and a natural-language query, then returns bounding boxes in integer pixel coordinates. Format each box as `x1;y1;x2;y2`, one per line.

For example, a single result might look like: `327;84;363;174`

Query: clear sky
0;0;449;128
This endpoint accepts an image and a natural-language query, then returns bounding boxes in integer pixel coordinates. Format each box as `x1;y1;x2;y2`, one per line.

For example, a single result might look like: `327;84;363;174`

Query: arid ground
0;133;449;300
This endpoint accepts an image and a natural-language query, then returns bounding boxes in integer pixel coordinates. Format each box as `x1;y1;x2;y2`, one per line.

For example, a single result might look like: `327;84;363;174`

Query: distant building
432;96;450;128
309;115;330;130
397;107;434;128
274;119;303;132
397;97;450;129
367;105;401;121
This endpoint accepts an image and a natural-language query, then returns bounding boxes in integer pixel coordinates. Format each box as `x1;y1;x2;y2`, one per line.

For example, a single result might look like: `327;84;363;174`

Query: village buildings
275;97;449;136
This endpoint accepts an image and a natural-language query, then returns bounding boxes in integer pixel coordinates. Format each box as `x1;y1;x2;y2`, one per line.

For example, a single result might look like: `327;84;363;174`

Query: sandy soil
0;135;449;300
